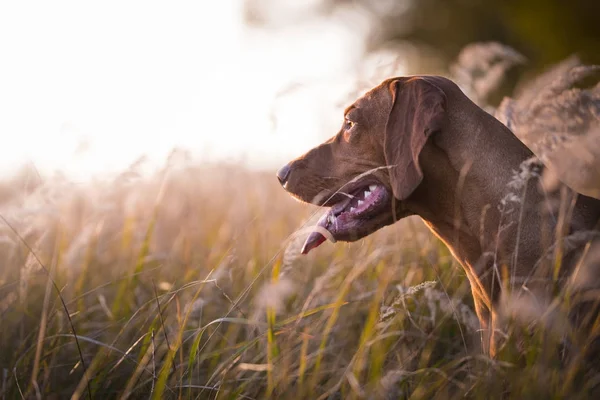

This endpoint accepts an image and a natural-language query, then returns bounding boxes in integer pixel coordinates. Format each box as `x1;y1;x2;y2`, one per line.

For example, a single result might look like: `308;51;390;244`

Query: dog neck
403;106;550;290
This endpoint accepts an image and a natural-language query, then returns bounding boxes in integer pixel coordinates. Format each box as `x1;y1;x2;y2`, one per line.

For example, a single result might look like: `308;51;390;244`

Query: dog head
277;76;447;253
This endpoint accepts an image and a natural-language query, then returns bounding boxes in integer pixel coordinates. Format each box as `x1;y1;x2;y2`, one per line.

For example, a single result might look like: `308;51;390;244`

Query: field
0;157;597;400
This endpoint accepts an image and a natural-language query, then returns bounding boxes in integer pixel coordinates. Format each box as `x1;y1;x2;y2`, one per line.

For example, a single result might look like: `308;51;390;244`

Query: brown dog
276;76;600;356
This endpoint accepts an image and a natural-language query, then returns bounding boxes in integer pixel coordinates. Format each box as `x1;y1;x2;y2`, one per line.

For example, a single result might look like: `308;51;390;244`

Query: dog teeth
350;207;356;212
357;200;364;206
364;190;371;197
369;184;377;191
328;215;335;225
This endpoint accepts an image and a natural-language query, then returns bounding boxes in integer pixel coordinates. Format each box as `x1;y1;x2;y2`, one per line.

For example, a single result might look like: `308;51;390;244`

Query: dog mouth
301;183;393;254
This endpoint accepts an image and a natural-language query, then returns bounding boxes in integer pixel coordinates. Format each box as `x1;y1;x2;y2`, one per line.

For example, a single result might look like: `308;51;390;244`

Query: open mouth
301;182;392;254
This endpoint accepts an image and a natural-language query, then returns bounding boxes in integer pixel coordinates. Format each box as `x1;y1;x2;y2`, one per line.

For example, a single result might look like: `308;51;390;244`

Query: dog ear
384;77;446;200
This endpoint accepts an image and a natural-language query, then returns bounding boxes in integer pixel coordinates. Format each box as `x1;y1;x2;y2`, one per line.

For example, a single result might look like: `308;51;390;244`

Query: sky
0;1;372;180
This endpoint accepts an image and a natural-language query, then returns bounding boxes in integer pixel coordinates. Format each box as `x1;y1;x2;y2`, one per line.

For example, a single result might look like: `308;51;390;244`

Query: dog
276;75;600;356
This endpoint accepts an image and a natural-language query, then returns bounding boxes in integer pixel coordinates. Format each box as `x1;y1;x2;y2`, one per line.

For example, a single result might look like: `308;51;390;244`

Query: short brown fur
278;75;600;356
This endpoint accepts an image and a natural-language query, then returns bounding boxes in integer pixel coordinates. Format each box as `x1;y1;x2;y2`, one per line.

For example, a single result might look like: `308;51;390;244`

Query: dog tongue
300;212;331;254
301;232;327;254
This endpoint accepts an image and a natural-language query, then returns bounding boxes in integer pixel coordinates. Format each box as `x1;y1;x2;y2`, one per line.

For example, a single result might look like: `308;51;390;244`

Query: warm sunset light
2;1;599;399
0;1;377;180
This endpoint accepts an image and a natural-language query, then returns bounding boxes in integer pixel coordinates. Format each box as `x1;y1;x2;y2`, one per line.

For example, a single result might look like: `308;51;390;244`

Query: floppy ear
384;77;447;200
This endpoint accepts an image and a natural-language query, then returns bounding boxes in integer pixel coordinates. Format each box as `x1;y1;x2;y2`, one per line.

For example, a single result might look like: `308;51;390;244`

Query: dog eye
343;119;356;142
345;119;355;130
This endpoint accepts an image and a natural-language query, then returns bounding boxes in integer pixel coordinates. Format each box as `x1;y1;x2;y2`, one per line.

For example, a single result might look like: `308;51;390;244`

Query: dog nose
276;164;291;186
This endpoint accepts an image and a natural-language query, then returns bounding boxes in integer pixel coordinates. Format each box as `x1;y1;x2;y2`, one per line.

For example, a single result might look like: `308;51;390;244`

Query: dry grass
1;43;600;399
0;158;597;400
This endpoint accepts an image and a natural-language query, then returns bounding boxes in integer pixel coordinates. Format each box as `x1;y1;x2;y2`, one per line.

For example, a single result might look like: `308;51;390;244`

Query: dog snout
276;163;292;186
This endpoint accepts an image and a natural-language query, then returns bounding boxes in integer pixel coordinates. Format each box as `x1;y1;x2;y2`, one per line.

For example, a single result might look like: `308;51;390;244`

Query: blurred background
1;0;598;181
1;2;600;398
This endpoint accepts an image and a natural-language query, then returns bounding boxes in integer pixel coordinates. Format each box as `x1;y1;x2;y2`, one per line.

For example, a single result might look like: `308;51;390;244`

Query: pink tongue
300;212;331;255
301;232;326;254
